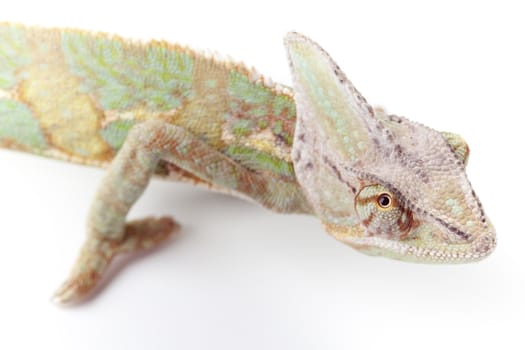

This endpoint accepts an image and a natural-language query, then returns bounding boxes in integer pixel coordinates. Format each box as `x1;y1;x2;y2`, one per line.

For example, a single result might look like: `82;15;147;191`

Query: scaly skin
0;23;496;304
0;23;305;210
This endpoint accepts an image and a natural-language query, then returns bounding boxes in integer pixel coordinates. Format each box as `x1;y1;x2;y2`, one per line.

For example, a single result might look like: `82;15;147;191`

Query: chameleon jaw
334;221;497;264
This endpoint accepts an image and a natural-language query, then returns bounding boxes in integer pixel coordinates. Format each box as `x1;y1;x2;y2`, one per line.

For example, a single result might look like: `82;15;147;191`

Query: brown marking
470;189;487;226
397;209;414;234
0;138;35;153
388;114;403;123
323;156;357;194
361;211;377;227
434;217;471;241
355;195;376;206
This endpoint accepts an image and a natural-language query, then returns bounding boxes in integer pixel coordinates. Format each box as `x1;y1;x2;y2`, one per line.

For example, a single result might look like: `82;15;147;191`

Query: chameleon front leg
53;120;265;304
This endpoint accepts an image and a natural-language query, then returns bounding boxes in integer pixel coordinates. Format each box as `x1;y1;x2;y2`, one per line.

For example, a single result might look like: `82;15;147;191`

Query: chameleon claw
52;217;179;304
51;288;74;305
51;286;72;305
52;273;100;305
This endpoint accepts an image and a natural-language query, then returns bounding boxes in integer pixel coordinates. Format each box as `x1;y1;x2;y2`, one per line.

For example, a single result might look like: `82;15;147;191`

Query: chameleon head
284;32;496;263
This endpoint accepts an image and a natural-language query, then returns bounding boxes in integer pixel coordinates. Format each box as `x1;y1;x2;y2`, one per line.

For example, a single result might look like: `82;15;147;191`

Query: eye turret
355;185;414;239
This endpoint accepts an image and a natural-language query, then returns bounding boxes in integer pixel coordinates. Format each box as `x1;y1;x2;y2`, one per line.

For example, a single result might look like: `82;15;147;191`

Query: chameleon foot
52;217;178;304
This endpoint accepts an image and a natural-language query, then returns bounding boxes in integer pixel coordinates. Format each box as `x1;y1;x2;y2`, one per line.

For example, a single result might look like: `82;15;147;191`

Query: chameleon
0;23;496;304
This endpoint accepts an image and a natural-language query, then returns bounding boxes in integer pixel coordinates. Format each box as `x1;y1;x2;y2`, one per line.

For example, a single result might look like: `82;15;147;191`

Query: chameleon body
0;23;496;304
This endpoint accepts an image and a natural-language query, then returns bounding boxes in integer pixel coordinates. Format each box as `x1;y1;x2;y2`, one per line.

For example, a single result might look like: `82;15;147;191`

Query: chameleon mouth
340;224;496;264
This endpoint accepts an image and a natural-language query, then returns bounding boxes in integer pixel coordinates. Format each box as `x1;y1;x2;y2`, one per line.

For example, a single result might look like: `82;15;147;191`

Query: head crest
284;32;495;263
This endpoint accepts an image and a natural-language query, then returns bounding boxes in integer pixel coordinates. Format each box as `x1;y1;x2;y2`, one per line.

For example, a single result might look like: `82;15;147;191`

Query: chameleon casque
0;23;496;304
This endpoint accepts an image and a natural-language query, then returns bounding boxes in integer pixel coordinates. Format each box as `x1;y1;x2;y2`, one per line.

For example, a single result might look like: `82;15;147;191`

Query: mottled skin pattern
0;23;496;304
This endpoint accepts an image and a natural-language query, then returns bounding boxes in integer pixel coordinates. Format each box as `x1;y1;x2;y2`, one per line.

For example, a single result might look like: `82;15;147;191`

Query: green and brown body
0;23;308;212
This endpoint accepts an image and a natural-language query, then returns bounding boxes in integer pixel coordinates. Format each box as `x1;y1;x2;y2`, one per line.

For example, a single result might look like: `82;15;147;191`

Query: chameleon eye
377;193;392;209
355;185;414;239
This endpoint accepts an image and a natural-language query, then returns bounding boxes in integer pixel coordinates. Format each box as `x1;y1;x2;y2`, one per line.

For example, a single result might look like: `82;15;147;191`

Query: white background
0;1;523;349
